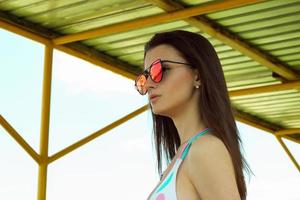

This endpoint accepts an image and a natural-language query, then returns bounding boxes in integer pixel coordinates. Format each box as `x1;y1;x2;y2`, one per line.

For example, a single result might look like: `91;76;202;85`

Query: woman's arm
187;137;241;200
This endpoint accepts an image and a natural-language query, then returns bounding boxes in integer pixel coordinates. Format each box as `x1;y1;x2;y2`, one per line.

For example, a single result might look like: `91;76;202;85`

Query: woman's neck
171;100;206;145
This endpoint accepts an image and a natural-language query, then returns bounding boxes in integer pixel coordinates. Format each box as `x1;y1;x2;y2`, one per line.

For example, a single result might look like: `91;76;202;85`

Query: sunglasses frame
134;58;192;95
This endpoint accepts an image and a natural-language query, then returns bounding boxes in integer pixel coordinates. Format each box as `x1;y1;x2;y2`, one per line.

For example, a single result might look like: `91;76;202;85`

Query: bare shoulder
187;133;231;171
185;133;241;200
189;133;228;157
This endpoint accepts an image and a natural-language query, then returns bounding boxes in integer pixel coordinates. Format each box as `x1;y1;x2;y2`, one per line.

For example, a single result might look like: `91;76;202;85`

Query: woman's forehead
144;44;184;69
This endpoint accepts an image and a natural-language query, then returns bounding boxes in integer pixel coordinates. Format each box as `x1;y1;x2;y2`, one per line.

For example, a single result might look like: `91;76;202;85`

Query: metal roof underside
1;0;300;144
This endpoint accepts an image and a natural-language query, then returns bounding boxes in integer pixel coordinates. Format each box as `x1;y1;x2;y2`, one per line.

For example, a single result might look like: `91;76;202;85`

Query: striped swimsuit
148;128;210;200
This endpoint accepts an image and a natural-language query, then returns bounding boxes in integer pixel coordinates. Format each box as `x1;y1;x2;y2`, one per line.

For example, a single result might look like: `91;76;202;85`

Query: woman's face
144;44;200;117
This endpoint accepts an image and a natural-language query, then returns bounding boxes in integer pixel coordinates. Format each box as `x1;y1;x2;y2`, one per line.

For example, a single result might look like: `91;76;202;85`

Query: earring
195;85;199;88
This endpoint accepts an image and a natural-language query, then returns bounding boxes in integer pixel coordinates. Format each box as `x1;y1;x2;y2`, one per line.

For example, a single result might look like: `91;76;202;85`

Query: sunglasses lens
150;60;162;83
135;74;147;94
135;60;163;95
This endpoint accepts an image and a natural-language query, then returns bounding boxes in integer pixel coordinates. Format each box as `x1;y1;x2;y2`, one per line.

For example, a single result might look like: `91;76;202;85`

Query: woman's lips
150;96;160;103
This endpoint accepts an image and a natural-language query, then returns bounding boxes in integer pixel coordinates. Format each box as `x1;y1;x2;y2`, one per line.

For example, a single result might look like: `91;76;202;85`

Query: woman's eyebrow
162;62;173;67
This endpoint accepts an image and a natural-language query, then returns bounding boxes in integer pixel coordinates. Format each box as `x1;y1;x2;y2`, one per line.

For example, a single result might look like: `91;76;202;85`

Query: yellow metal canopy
1;0;299;199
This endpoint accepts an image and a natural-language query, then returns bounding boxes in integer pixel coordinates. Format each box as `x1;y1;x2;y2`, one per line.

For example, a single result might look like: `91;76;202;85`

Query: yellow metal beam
147;0;299;81
52;0;262;45
235;111;300;170
229;80;300;97
55;45;136;80
234;114;276;135
275;136;300;172
0;19;51;45
282;135;300;144
37;45;53;200
48;104;149;164
3;14;299;94
276;128;300;136
234;110;299;144
0;114;40;163
189;17;300;80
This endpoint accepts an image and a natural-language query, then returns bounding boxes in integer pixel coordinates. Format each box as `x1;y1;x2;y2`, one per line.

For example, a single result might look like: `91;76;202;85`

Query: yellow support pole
48;104;149;164
37;45;53;200
0;115;40;163
275;136;300;173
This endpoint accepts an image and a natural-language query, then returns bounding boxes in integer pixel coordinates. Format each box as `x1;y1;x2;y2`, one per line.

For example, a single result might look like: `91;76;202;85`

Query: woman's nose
144;75;157;91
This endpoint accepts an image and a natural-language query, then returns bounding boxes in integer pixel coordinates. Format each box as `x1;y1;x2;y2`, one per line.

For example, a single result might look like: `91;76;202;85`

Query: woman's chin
151;107;162;115
152;108;172;118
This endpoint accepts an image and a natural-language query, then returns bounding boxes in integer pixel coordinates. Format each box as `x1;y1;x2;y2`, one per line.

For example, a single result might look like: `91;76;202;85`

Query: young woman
134;30;252;200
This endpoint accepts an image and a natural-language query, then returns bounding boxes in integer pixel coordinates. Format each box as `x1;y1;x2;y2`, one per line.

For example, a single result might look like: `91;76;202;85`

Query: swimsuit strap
180;128;210;160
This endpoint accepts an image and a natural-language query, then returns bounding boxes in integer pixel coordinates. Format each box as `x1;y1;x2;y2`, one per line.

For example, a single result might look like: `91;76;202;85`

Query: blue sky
1;28;299;200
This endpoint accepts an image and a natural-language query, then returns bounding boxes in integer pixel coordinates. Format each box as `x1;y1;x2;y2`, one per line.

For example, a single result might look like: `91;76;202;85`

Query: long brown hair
144;30;252;199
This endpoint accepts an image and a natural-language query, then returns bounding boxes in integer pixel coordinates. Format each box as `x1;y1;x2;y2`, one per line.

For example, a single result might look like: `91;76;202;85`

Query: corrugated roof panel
239;23;300;39
119;52;144;61
213;2;300;26
216;13;300;33
0;0;160;34
270;46;300;57
217;50;242;59
84;21;192;45
232;90;300;128
220;55;252;65
232;90;299;101
222;60;260;70
56;6;164;34
0;0;43;10
214;44;232;52
36;0;148;29
84;21;196;65
106;45;144;57
260;37;300;50
251;31;300;45
207;0;299;19
239;97;300;109
224;67;271;80
226;77;279;91
288;60;300;68
8;0;85;15
206;0;300;76
232;90;297;100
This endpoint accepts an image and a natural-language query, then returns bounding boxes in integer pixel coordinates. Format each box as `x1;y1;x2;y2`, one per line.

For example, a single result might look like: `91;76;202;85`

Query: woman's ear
194;70;201;86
